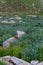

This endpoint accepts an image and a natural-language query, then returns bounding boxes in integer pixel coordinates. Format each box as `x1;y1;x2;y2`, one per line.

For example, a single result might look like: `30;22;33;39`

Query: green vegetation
0;61;6;65
0;16;43;61
0;0;43;64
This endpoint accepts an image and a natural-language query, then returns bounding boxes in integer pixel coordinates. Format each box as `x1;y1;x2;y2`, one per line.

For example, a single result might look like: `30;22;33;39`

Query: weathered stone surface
10;57;31;65
3;37;16;47
0;56;43;65
31;60;39;65
17;31;25;38
37;62;43;65
11;57;23;65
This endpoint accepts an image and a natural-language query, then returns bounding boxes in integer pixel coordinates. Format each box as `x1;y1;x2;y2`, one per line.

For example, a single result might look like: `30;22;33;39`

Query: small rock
1;20;8;23
31;60;39;65
3;37;16;47
19;20;22;23
17;31;25;38
0;16;2;18
10;20;15;23
1;20;15;23
15;15;22;20
32;3;35;6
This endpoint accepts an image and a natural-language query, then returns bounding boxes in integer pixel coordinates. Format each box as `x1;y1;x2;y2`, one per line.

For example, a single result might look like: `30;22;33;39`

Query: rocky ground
0;56;43;65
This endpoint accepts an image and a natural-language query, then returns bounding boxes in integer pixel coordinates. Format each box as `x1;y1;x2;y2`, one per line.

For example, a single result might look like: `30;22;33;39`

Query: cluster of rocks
0;56;43;65
0;15;22;23
3;31;25;47
0;15;38;24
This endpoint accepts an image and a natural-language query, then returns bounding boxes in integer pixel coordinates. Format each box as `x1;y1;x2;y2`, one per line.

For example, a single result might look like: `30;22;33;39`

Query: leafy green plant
0;46;23;58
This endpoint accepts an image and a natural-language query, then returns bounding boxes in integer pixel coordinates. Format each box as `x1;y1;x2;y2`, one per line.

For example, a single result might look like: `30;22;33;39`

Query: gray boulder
3;37;16;47
10;57;31;65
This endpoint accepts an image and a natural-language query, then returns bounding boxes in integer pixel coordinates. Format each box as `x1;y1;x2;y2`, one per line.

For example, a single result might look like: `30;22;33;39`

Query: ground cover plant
0;61;6;65
0;16;43;62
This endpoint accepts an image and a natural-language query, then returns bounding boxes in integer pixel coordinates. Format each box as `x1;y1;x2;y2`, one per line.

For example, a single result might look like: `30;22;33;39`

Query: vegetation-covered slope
0;16;43;61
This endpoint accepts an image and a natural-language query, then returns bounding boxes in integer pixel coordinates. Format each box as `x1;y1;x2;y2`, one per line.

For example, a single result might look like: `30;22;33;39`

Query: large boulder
37;62;43;65
17;31;25;38
10;57;31;65
0;56;31;65
3;37;16;47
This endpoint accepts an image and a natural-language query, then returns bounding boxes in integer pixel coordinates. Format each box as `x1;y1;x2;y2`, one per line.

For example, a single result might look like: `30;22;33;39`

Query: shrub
0;46;23;58
5;46;23;58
